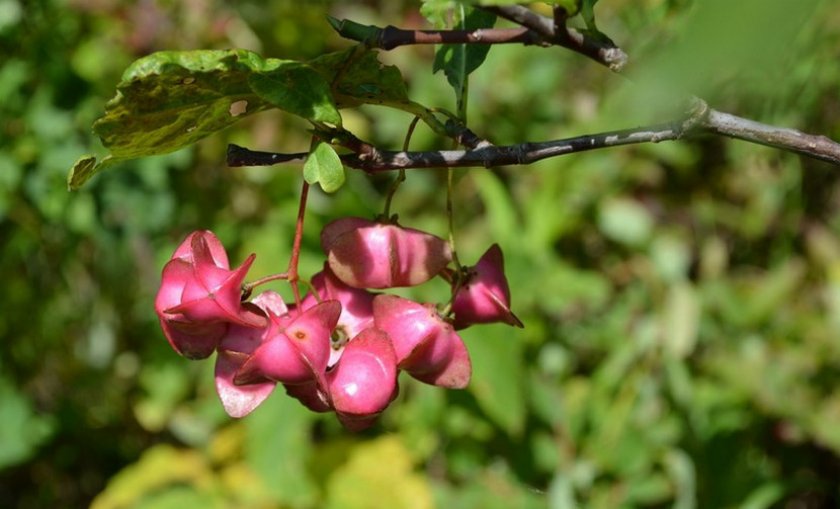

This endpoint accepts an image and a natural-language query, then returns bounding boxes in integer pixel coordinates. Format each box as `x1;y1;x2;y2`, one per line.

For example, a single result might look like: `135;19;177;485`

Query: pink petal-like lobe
303;265;376;367
214;305;275;418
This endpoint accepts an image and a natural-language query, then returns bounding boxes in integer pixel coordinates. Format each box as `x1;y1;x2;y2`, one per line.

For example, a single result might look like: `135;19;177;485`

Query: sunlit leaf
90;445;214;509
93;50;272;159
69;49;339;188
303;140;345;193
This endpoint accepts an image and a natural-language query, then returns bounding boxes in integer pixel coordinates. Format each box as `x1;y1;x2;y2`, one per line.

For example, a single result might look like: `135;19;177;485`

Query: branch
327;8;628;72
479;4;628;71
228;102;840;171
327;17;539;49
703;109;840;165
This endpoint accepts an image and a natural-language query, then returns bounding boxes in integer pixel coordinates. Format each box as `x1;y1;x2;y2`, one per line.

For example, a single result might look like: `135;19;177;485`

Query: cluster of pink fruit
154;217;521;430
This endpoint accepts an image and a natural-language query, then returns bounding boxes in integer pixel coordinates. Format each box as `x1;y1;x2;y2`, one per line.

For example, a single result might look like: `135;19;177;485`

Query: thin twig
327;8;627;72
479;4;628;71
227;104;840;171
287;180;310;309
227;145;306;166
329;17;539;49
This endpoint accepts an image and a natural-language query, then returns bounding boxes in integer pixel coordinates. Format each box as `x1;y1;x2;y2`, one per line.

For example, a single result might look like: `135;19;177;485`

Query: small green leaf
581;0;600;31
433;7;496;99
247;62;341;126
303;141;345;193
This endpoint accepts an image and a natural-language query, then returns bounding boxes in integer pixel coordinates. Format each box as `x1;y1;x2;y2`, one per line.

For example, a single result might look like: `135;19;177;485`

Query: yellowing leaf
69;49;340;189
90;444;214;509
325;436;434;509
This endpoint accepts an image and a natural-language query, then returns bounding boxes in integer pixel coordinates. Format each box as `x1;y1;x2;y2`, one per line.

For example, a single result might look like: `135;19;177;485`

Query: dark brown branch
379;26;539;48
227;122;677;171
327;9;627;72
479;4;627;71
328;17;540;50
227;145;307;166
228;103;840;171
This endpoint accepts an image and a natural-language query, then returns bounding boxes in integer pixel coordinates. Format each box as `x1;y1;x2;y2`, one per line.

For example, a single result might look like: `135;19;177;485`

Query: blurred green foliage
3;0;840;507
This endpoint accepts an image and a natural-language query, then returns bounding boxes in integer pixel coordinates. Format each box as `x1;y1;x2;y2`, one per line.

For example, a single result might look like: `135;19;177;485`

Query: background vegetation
3;0;840;507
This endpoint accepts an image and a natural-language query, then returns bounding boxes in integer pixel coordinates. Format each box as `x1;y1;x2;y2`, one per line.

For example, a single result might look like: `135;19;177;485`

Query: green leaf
247;62;341;126
309;47;449;136
303;141;345;193
93;50;272;159
432;7;496;104
310;46;410;108
581;0;600;31
663;449;696;509
70;49;340;189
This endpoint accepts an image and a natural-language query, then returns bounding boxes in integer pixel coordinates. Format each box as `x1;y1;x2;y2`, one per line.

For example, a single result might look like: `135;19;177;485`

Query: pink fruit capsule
451;244;523;330
235;300;340;386
155;231;265;359
373;294;471;389
327;327;398;430
321;217;451;289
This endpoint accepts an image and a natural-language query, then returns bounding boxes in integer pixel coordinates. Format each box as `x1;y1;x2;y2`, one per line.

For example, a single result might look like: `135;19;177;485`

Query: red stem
242;272;289;296
287;180;310;308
